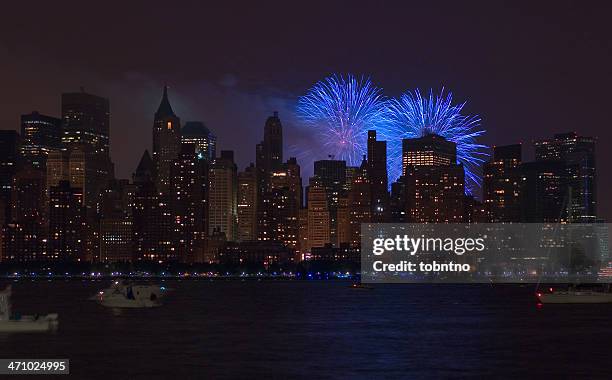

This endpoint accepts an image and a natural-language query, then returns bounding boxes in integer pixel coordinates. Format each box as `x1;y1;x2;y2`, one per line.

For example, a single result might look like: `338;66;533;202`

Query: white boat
537;288;612;304
94;281;168;308
0;286;59;333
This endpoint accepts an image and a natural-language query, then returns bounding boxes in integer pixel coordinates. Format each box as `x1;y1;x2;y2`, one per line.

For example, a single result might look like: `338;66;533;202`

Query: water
1;280;612;379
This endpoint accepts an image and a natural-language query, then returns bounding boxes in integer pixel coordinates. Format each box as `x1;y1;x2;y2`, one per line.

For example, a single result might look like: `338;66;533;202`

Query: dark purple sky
1;1;611;219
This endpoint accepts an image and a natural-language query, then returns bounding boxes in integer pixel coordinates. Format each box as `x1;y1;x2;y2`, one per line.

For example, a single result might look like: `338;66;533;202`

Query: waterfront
1;280;612;379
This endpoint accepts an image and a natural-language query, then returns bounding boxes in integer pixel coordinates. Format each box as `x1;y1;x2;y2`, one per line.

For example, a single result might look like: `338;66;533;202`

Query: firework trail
295;74;388;167
385;89;488;193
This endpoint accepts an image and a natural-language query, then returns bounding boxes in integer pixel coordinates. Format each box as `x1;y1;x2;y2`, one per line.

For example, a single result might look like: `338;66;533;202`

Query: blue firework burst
296;74;388;166
385;89;488;193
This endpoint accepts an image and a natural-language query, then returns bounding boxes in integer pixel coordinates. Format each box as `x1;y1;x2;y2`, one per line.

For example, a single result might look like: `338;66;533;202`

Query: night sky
1;1;611;219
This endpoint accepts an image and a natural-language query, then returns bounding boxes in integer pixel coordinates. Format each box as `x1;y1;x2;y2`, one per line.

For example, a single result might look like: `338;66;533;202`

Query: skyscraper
519;161;567;223
171;143;209;262
367;130;389;222
256;112;284;239
152;86;181;193
20;111;62;169
99;179;135;263
313;159;346;246
348;157;371;247
48;180;84;260
534;132;596;222
209;151;238;241
402;133;456;172
237;164;258;241
483;144;522;222
265;158;302;249
261;111;283;173
181;121;216;161
403;134;465;222
62;90;114;210
3;165;47;261
306;178;330;252
46;148;86;198
132;150;175;261
0;131;20;223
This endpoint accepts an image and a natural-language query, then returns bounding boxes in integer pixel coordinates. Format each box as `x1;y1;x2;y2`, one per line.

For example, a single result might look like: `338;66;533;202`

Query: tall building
0;131;20;223
255;112;284;238
237;164;258;241
3;165;47;261
348;157;371;247
209;151;238;241
534;132;596;222
519;161;567;223
152;86;181;193
483;144;522;222
306;179;330;252
367;131;389;222
390;178;407;223
132;150;175;261
20;111;62;169
336;196;351;246
181;121;216;161
171;143;209;262
263;158;302;249
402;133;456;173
62;90;114;210
313;159;346;246
297;207;308;258
46;148;86;197
259;111;283;174
99;179;135;263
403;134;465;222
48;180;84;260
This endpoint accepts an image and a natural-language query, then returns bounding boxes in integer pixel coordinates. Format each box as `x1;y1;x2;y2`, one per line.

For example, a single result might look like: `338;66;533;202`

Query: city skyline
1;2;611;219
0;83;600;265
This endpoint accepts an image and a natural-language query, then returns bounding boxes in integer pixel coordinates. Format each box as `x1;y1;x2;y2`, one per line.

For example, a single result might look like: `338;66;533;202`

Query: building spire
155;84;176;118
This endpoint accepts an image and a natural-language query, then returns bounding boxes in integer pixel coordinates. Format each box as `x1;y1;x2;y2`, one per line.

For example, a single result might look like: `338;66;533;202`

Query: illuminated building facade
237;164;258;241
99;179;135;263
152;86;181;193
483;144;522;222
0;131;20;223
181;121;216;162
171;143;209;262
132;150;175;261
306;179;330;252
313;159;346;246
3;165;47;261
209;151;238;241
62;91;114;210
256;112;284;240
20;111;62;169
348;158;371;247
402;133;456;173
218;240;292;268
403;134;465;222
48;180;84;260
